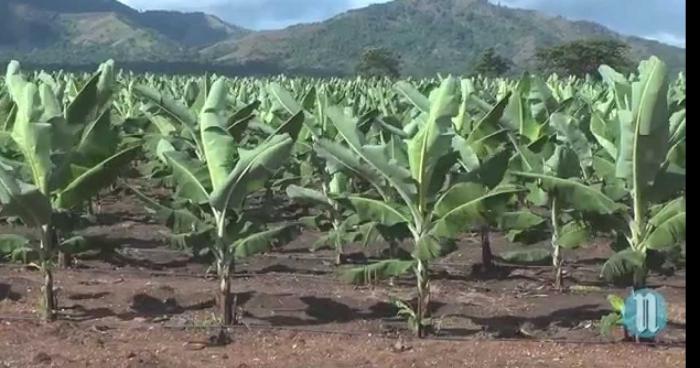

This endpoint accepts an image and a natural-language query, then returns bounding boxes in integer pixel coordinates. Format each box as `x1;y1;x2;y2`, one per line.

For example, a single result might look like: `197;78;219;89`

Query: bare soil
0;181;686;367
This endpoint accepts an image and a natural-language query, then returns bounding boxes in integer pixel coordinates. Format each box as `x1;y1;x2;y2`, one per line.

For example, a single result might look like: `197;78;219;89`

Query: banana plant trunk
263;184;274;216
480;225;493;272
550;197;563;290
334;245;344;266
631;185;648;289
57;252;69;269
41;267;55;321
632;266;648;290
40;225;56;321
415;259;430;338
389;239;398;286
332;217;344;266
55;228;69;269
215;215;235;326
323;180;345;266
552;244;563;290
218;262;233;326
94;193;102;214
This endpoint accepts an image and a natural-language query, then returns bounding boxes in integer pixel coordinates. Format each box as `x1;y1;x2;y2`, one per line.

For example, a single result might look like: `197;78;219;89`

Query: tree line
356;39;637;79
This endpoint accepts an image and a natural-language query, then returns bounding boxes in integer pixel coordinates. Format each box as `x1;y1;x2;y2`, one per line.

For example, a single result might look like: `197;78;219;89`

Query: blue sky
118;0;685;47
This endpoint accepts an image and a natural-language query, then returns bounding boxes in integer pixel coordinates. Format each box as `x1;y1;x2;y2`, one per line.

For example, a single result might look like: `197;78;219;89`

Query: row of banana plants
0;56;684;338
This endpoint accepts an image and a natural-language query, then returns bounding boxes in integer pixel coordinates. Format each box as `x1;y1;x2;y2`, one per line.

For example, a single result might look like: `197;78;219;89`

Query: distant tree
535;39;634;77
356;47;401;78
472;47;511;77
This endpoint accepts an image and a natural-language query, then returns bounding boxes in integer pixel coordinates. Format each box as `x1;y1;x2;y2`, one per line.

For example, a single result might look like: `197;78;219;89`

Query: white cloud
118;0;217;9
490;0;685;48
119;0;388;12
118;0;390;29
643;32;686;48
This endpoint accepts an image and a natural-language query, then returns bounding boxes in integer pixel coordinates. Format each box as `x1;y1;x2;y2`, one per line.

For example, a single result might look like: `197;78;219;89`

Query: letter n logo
634;292;659;334
623;289;667;339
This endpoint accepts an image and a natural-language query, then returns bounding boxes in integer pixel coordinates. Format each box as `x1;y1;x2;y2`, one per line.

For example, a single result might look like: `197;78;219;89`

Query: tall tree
473;48;511;77
356;47;401;78
536;39;634;77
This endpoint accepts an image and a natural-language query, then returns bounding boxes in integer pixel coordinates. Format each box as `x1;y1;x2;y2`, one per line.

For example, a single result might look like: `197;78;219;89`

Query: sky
118;0;686;48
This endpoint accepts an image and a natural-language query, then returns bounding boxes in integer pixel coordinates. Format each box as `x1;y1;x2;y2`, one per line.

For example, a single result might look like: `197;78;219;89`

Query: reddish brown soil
0;320;686;368
0;182;686;367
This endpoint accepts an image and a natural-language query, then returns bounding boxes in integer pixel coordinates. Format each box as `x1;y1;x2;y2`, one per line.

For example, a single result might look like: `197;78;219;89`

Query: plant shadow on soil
68;291;111;301
252;296;433;327
59;292;216;322
252;264;329;276
0;283;22;302
435;304;609;338
102;251;193;270
431;263;547;283
56;285;423;329
93;211;151;227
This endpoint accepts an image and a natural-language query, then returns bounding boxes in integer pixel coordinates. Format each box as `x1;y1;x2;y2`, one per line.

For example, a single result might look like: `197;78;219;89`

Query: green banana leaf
164;151;211;204
344;196;411;227
558;220;591;249
501;247;551;265
269;82;303;115
200;79;236;191
326;106;417;206
233;224;298;260
601;248;645;283
643;197;685;250
406;77;458;207
54;146;139;209
286;185;333;210
340;259;416;284
432;184;523;237
209;134;293;212
512;172;620;214
0;164;52;227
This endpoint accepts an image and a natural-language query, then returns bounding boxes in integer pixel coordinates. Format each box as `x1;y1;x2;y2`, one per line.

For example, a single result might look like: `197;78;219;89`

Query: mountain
201;0;685;76
0;0;249;64
0;0;685;76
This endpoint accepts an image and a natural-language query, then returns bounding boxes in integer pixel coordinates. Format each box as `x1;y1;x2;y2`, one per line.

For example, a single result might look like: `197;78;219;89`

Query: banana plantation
0;56;685;360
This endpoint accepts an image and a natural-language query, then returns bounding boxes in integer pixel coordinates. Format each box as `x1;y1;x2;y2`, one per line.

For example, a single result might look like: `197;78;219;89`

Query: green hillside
0;0;685;76
201;0;685;76
0;0;248;63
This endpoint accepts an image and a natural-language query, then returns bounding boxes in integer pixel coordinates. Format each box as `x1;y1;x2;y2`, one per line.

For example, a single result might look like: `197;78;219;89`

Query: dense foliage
536;39;634;77
356;48;402;78
473;48;511;77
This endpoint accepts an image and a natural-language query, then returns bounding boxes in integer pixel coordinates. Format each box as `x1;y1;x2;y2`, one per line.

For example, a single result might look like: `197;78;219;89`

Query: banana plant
269;82;373;265
131;76;207;181
133;77;298;325
600;294;626;339
450;84;514;272
318;77;523;337
286;180;380;264
0;233;34;263
0;60;138;320
499;73;554;145
496;72;618;288
593;57;686;287
511;142;621;289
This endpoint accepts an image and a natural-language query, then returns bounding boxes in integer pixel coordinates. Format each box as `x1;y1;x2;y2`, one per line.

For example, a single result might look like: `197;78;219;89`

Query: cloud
490;0;685;48
644;32;686;48
118;0;390;30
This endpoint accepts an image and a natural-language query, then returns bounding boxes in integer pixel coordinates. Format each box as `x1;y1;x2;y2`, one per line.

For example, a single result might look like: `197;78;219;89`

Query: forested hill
0;0;685;76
